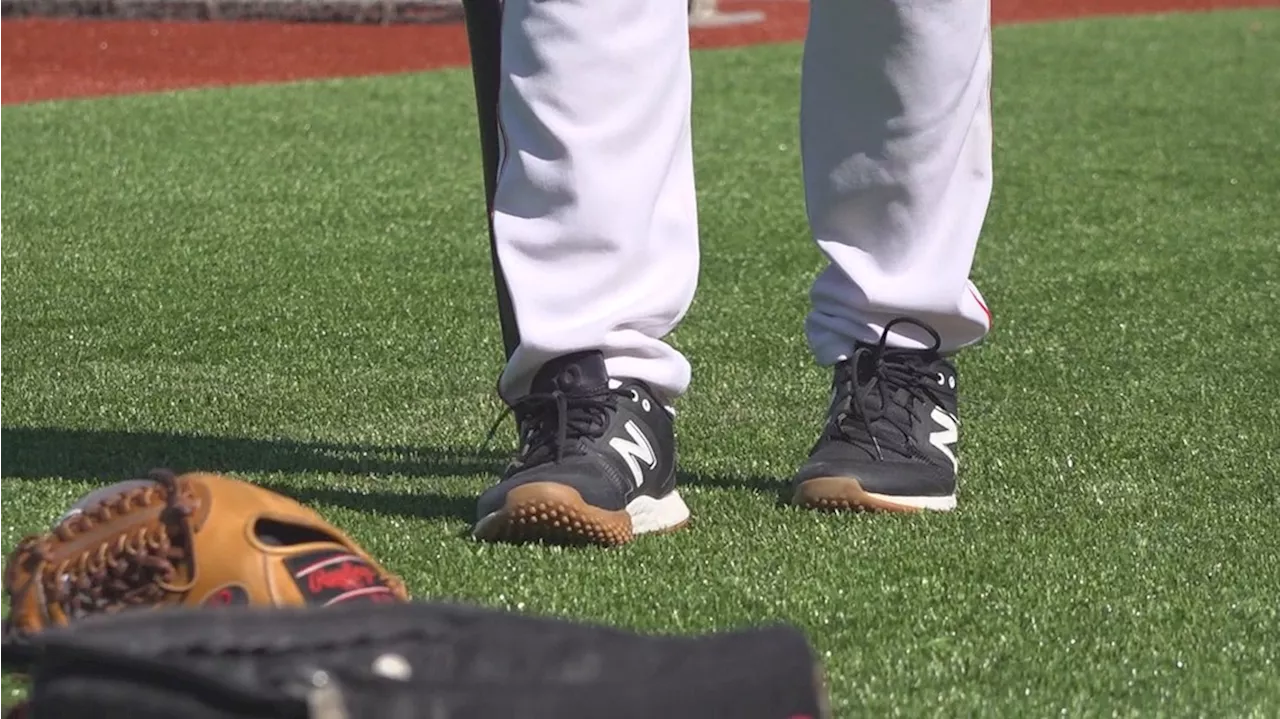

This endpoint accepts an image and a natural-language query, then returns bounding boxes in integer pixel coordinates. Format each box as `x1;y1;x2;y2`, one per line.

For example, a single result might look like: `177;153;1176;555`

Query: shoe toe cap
794;453;954;498
475;482;512;520
476;462;629;520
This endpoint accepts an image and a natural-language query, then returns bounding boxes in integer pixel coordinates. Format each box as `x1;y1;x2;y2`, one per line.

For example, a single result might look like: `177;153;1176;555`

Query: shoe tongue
531;351;610;396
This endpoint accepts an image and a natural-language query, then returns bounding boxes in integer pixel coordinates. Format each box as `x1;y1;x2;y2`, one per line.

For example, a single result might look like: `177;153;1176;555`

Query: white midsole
627;490;691;535
865;491;957;512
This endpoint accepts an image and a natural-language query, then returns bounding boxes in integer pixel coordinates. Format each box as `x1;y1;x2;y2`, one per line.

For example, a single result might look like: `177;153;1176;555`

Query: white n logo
609;421;657;488
929;407;959;473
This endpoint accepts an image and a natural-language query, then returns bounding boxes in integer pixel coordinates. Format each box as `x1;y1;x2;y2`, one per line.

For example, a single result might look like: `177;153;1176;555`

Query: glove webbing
4;470;196;641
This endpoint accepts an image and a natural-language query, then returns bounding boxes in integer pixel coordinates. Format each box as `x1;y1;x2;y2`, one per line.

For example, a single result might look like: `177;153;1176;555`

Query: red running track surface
3;0;1276;104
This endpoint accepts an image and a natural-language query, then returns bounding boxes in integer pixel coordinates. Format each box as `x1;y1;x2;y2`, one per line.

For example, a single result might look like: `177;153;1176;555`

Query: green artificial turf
3;8;1279;716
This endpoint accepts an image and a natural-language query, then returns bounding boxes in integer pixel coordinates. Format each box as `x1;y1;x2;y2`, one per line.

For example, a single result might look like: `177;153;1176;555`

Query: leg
792;0;994;512
468;0;700;403
461;0;518;357
461;0;697;545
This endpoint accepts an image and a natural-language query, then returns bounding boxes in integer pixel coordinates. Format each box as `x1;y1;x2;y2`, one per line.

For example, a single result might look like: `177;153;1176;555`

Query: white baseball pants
489;0;994;404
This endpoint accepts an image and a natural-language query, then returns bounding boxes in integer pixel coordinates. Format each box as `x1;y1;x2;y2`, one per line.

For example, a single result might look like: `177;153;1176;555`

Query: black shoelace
833;318;944;460
484;388;619;466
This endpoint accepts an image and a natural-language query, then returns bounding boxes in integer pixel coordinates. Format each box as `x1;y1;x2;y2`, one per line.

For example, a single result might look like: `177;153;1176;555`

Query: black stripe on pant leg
462;0;520;360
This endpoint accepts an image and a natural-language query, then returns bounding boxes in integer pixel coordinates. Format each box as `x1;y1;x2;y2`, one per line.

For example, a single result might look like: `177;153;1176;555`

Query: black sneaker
473;350;690;546
791;318;962;512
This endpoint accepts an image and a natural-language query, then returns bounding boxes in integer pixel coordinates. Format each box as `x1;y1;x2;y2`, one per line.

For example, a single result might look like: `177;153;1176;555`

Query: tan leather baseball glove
2;469;409;640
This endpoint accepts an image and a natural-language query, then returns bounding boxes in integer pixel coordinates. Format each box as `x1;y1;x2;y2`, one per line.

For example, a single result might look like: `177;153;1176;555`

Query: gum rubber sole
472;481;690;547
792;476;957;513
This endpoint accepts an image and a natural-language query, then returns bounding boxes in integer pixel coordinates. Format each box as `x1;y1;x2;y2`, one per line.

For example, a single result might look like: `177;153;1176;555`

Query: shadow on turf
680;470;785;496
264;481;481;524
1;426;789;521
0;426;505;481
1;426;502;524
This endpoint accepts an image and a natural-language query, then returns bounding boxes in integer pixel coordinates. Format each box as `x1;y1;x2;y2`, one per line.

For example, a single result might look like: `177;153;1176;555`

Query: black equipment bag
4;601;830;719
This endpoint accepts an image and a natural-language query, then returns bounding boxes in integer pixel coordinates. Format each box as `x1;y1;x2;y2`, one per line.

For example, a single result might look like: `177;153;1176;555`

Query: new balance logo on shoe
928;406;959;473
610;420;657;488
